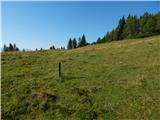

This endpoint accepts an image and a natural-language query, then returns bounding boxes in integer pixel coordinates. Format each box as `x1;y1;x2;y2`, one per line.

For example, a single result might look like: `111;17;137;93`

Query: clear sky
2;1;160;50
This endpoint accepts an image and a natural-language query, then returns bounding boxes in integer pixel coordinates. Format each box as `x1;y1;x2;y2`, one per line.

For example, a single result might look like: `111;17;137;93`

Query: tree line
67;34;89;49
96;12;160;43
66;12;160;49
2;43;19;52
2;43;65;52
2;12;160;52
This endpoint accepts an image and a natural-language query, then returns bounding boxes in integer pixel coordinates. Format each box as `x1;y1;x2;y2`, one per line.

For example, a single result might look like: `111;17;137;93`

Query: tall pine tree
67;38;73;49
78;34;87;47
139;12;150;37
72;38;77;48
9;43;14;51
123;15;139;38
143;15;156;35
114;16;126;40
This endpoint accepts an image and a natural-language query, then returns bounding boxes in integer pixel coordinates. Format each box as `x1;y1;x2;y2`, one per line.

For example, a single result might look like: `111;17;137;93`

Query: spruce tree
13;44;16;51
123;15;139;38
96;37;101;44
155;12;160;33
16;47;19;51
109;29;115;41
50;45;55;49
105;32;110;42
3;44;7;52
139;12;150;37
78;37;82;47
9;43;14;51
67;38;73;49
143;15;156;35
114;16;126;40
72;38;77;48
101;36;106;43
78;34;87;47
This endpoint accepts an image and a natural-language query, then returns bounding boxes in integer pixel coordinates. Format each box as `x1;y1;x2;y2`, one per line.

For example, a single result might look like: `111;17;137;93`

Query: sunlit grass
1;35;160;119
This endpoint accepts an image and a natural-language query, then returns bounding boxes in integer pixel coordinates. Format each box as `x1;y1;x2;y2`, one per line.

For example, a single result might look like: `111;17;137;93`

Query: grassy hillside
1;36;160;120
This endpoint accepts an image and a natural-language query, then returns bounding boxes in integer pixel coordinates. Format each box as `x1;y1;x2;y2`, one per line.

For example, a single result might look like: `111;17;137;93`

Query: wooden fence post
59;62;61;78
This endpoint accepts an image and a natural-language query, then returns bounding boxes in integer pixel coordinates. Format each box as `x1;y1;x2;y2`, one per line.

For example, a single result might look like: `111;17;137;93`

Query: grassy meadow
1;35;160;119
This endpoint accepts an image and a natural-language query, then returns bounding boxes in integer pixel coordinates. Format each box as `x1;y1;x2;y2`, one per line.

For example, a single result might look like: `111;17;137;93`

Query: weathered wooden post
59;62;61;78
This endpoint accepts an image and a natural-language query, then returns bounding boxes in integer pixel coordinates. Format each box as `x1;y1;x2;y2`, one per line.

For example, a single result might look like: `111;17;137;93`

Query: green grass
1;35;160;120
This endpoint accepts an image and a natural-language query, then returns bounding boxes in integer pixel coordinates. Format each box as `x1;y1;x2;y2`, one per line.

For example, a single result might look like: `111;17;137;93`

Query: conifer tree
78;34;87;47
67;38;73;49
3;44;8;52
143;15;156;35
123;15;139;38
139;12;150;36
114;16;126;40
72;38;77;48
3;43;19;52
9;43;14;51
50;45;55;49
155;12;160;33
96;37;101;44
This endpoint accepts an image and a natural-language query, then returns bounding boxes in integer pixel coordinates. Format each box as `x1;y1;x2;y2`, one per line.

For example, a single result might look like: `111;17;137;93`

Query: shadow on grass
60;75;85;81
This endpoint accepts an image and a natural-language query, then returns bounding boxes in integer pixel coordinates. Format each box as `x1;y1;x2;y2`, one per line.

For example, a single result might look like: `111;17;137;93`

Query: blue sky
2;1;160;50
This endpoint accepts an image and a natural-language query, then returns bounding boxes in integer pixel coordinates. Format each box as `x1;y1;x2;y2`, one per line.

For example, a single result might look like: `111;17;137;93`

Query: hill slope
2;36;160;119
